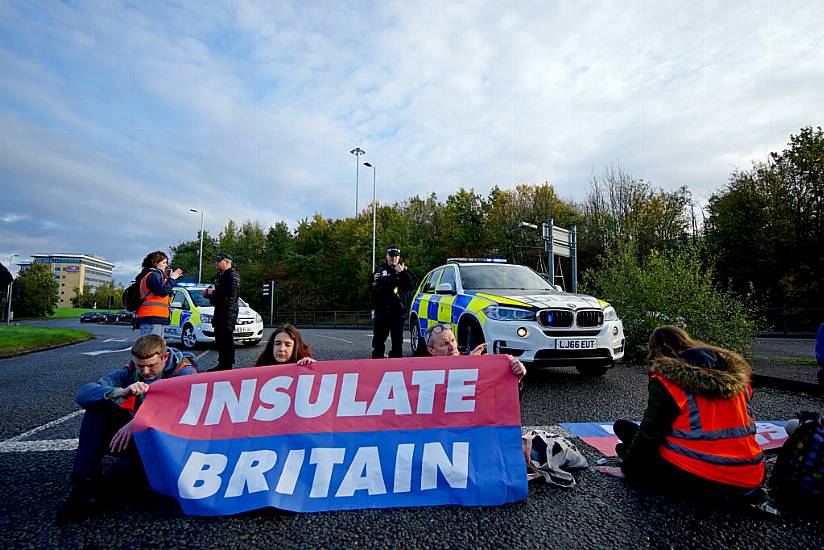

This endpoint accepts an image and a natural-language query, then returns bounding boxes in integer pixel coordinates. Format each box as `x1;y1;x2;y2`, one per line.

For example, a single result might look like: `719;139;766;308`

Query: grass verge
752;355;818;367
0;326;93;357
49;308;89;319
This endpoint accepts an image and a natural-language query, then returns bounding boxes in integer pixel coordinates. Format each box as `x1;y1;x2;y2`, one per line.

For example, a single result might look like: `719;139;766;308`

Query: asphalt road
1;321;822;549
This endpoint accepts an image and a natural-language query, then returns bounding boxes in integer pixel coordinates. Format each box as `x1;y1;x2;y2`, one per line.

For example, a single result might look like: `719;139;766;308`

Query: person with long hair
255;324;316;367
605;325;764;500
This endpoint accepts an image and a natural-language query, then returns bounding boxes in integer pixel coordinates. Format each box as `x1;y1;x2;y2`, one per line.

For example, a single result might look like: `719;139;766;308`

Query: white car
164;284;264;350
409;261;625;376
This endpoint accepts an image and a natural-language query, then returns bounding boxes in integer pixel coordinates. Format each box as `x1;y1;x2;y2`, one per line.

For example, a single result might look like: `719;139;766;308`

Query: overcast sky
1;0;822;283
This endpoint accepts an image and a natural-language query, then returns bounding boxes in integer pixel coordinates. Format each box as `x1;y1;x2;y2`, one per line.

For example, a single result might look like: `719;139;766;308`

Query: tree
706;126;824;310
15;263;59;318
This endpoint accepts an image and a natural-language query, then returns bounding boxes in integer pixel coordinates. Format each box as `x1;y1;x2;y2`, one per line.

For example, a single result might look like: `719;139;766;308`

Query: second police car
409;260;625;376
163;284;264;350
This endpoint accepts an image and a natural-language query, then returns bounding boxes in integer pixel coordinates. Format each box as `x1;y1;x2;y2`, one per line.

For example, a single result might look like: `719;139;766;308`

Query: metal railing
270;310;373;329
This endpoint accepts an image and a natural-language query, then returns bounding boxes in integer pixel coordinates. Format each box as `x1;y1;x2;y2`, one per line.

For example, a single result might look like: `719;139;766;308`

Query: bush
582;243;760;360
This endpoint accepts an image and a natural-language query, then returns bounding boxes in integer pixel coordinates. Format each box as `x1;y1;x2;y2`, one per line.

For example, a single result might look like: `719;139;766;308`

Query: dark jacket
621;346;753;478
370;263;414;312
135;267;175;326
209;267;241;321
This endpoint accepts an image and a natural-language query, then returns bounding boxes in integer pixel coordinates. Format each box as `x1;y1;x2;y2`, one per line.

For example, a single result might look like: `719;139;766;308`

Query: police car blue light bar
446;258;507;263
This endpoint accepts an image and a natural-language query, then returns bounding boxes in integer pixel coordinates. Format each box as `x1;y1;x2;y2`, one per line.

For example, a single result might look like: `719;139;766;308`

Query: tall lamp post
6;253;17;325
189;209;205;284
363;162;377;273
350;147;366;217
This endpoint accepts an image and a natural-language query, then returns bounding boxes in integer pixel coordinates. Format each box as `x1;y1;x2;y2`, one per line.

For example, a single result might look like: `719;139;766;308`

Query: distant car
164;284;264;350
79;311;100;323
113;311;135;325
409;260;625;377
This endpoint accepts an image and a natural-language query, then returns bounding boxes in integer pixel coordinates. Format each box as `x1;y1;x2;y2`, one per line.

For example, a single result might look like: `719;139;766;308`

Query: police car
409;260;625;376
163;284;264;350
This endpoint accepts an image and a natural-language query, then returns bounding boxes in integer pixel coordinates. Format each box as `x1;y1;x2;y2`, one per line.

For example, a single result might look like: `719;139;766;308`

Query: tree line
43;126;821;349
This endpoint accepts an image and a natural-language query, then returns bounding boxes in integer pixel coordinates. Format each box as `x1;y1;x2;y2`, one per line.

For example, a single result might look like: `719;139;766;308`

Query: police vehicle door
166;289;187;339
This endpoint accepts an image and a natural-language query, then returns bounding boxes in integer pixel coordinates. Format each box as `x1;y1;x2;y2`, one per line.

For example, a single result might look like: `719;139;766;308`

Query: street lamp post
6;253;17;325
363;162;377;273
350;147;366;217
189;209;205;284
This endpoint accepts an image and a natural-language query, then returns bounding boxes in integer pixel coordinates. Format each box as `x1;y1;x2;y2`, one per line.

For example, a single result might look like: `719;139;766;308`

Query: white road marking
82;347;132;356
102;338;130;343
303;332;354;344
4;410;85;442
0;439;78;452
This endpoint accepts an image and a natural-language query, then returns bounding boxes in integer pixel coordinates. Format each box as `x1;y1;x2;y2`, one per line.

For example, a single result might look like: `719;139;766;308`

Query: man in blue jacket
56;335;198;523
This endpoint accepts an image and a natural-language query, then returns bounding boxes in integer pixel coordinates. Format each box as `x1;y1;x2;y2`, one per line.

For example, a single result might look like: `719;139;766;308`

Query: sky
1;0;822;283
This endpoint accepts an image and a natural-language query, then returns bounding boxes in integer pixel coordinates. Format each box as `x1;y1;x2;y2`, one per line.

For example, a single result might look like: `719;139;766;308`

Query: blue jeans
71;401;140;481
139;324;165;337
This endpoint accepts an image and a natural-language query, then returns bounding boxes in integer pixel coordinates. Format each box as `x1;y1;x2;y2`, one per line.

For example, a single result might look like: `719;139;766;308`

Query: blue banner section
135;426;527;515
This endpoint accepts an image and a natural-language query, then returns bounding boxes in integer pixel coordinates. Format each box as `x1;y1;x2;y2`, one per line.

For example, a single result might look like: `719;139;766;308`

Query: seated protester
611;325;764;499
255;324;316;367
424;323;526;395
57;335;198;523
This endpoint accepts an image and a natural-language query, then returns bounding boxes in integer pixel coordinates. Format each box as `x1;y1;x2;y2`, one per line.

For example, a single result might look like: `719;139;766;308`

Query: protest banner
133;355;527;515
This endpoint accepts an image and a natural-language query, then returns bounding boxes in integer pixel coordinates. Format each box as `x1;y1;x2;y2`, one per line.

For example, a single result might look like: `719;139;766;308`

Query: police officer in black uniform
370;245;414;359
204;252;240;371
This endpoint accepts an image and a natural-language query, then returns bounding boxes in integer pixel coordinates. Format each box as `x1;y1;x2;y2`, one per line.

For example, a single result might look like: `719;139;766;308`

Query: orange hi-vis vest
652;374;764;488
136;270;170;321
119;357;194;412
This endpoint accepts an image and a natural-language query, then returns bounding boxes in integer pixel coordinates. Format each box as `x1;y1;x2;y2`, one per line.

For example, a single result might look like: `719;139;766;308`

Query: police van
163;284;264;350
409;259;625;376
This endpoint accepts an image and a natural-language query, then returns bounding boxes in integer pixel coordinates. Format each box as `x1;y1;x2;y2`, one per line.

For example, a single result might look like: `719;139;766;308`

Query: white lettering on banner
444;370;478;413
204;380;257;425
335;446;387;497
599;424;616;435
421;442;469;490
175;442;471;500
755;422;787;445
178;452;228;499
177;369;478;426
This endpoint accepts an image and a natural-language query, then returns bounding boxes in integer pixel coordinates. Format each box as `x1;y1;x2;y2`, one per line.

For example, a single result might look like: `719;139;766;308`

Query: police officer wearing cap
370;245;414;359
203;252;241;371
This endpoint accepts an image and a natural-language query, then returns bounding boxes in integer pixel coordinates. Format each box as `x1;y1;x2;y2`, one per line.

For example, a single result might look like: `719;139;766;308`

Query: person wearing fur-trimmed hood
612;325;764;499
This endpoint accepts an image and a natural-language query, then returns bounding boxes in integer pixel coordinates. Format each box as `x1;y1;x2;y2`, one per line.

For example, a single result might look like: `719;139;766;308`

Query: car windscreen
188;289;247;308
458;265;557;293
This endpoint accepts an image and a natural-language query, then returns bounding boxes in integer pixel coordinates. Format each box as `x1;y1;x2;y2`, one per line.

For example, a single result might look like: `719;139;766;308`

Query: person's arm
75;368;133;409
620;379;680;478
397;267;414;291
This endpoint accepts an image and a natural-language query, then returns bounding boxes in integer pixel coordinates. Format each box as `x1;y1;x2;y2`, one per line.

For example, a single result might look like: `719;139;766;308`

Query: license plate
234;327;250;334
556;338;596;350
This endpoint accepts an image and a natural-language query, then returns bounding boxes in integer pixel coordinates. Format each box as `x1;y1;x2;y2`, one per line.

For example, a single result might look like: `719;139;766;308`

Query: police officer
370;245;414;359
203;252;240;371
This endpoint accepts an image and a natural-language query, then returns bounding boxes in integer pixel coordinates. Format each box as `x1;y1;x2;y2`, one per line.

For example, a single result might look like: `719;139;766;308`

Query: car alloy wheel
181;325;197;350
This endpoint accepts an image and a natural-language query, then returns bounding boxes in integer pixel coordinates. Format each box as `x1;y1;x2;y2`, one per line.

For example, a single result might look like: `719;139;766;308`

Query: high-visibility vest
136;269;170;320
653;373;764;488
119;357;194;412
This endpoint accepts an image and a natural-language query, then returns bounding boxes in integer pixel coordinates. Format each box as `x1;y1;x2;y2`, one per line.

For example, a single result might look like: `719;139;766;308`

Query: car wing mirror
436;282;455;295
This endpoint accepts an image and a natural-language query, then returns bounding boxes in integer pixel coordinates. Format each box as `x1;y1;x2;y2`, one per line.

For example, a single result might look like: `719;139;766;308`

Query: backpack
770;411;824;511
122;272;147;312
522;429;589;487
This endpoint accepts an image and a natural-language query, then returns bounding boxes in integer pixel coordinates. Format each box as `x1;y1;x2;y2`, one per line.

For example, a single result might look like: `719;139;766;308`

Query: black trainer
56;478;100;525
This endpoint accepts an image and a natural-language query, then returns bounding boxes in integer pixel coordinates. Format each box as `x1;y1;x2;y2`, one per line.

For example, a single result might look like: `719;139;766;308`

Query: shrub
582;242;760;361
14;263;59;318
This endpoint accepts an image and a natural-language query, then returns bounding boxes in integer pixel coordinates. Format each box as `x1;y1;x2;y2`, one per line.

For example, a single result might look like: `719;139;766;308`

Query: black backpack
770;411;824;512
122;272;146;312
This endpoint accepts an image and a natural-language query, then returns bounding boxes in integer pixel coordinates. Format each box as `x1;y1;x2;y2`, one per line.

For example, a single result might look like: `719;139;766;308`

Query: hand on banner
469;343;488;355
508;357;527;380
113;381;150;399
296;357;317;367
595;465;625;478
110;419;135;453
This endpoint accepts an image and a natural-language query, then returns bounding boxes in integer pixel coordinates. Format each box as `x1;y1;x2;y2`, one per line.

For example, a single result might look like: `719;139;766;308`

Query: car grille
543;329;601;337
534;348;611;360
538;309;574;328
576;310;603;327
236;318;255;325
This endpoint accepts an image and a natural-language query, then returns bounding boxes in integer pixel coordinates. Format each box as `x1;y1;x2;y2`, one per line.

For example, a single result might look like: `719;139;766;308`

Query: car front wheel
410;315;428;356
181;324;197;350
460;318;485;354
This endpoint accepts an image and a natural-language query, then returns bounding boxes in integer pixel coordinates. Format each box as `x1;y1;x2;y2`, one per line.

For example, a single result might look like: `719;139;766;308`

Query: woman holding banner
254;324;316;367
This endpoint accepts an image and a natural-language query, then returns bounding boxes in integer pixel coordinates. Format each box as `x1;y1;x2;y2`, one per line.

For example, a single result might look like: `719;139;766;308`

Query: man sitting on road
425;322;526;394
57;334;198;523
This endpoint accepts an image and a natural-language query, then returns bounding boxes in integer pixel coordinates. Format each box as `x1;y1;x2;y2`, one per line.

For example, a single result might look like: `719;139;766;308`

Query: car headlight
255;313;262;323
483;305;536;321
603;306;618;321
201;314;213;324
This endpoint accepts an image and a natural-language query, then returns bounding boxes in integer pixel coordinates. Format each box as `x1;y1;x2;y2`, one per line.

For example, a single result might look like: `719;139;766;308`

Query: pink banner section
134;355;521;441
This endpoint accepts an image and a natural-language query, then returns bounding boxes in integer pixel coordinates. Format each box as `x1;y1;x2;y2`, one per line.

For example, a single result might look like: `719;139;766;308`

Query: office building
31;253;114;308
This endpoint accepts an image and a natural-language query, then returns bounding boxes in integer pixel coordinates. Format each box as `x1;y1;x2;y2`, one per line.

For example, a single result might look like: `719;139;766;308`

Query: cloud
0;0;822;280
